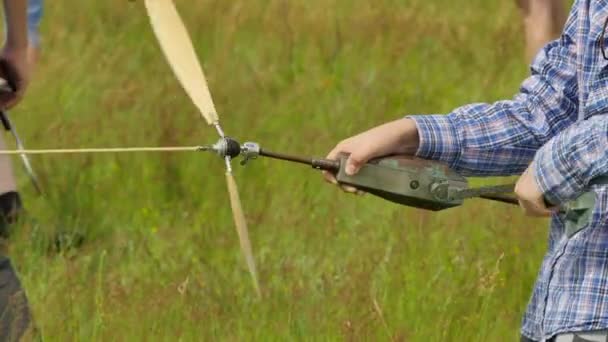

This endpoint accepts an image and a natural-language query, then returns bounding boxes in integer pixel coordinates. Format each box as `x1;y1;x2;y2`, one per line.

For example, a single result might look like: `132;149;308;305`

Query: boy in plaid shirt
325;1;608;341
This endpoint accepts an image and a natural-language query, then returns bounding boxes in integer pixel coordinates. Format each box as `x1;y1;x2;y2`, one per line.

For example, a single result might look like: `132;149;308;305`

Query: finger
322;170;338;185
0;94;12;109
0;79;24;110
340;184;359;193
524;193;553;217
521;202;541;217
326;142;347;161
323;147;341;184
324;143;349;184
518;199;552;217
3;94;20;110
3;92;20;110
532;205;553;217
0;93;17;110
345;149;370;176
0;87;16;109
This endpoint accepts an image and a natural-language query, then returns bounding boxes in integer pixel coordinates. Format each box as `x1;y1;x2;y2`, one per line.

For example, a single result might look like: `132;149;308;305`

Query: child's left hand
515;164;554;217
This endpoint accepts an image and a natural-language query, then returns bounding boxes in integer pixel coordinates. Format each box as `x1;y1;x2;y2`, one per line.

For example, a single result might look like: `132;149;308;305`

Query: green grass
5;0;551;340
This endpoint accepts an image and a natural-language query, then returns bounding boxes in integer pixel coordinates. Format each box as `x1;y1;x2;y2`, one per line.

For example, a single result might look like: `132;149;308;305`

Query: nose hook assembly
202;137;261;166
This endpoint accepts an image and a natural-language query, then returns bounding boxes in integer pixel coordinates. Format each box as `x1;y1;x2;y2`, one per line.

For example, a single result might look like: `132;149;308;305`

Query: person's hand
0;44;29;110
514;163;554;217
323;118;420;192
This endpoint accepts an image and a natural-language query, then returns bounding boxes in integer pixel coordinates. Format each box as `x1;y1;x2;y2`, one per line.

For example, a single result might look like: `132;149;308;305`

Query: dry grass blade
373;297;395;342
144;0;219;125
225;172;261;298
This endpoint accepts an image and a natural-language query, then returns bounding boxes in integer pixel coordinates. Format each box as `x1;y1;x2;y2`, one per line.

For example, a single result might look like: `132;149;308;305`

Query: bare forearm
3;0;27;48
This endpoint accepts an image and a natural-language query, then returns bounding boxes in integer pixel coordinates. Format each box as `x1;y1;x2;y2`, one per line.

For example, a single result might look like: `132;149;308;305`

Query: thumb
345;152;367;176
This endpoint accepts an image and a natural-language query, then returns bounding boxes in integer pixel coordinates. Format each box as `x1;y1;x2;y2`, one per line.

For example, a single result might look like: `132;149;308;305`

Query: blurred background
2;0;564;340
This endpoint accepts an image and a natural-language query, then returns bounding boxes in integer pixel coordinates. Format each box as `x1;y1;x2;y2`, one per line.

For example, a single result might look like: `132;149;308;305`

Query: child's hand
323;118;420;191
514;164;554;217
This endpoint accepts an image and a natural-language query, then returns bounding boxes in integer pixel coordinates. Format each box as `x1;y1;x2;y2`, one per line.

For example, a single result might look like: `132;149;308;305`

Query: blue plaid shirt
409;0;608;340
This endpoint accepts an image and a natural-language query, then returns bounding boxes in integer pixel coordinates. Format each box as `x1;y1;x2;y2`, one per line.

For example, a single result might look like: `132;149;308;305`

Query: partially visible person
0;0;43;236
0;0;28;110
0;0;39;340
517;0;567;62
323;1;608;340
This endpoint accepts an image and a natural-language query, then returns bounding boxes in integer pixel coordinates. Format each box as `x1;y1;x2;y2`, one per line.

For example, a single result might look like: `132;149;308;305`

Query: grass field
5;0;552;340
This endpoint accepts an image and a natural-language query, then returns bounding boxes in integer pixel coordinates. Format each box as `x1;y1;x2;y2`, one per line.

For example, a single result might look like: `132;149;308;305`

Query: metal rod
259;149;314;166
213;122;225;138
478;193;519;205
259;149;340;172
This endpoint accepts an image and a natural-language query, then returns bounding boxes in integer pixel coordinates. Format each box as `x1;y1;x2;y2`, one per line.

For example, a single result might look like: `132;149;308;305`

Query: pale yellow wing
144;0;219;125
226;172;261;298
145;0;260;297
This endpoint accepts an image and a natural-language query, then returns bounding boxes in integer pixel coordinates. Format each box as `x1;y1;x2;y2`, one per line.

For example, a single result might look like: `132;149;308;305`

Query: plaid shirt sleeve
532;116;608;205
407;4;580;177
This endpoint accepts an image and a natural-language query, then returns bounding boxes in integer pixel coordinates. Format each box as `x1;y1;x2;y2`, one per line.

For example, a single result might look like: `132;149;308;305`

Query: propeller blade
144;0;219;126
225;171;261;298
145;0;258;295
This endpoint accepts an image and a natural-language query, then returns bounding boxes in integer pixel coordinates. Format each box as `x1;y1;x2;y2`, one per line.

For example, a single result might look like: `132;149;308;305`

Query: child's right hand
323;118;421;191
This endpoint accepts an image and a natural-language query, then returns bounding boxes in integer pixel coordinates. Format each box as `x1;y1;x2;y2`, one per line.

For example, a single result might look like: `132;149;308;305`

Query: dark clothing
0;256;31;341
0;191;22;238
